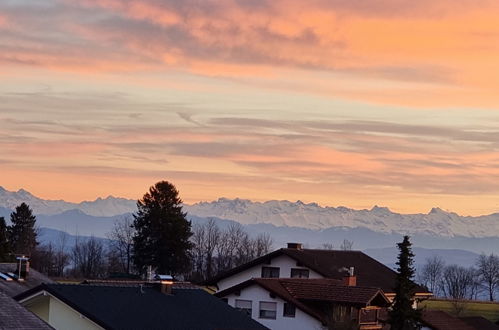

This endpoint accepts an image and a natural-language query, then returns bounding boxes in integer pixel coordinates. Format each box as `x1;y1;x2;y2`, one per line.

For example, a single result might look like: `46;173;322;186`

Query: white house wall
217;254;323;291
48;296;103;330
223;284;323;330
23;295;50;322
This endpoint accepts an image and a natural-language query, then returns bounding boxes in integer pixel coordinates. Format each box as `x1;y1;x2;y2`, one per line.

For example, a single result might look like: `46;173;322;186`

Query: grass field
420;298;499;322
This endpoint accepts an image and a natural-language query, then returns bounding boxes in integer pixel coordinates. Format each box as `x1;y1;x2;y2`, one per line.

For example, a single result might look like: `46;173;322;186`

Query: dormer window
291;268;309;278
261;267;280;278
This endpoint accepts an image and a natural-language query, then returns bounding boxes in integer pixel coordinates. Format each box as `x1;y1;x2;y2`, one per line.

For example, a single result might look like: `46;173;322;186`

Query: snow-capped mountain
0;186;136;217
184;198;499;238
2;187;499;238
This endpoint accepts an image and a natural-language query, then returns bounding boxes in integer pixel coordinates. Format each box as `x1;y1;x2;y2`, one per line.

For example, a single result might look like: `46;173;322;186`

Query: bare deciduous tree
203;219;220;279
321;243;335;250
30;231;70;277
254;233;273;257
476;253;499;301
188;220;274;281
191;223;206;279
107;216;135;274
440;265;477;301
340;239;354;251
71;236;106;278
53;231;70;277
418;256;445;296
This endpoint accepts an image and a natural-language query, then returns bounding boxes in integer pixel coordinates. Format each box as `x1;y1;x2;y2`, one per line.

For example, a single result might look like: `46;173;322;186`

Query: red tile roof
276;279;389;305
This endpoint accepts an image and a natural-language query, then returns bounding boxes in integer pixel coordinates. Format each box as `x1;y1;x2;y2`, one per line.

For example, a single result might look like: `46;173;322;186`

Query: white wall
217;254;323;291
23;295;50;322
222;283;323;330
48;296;103;330
22;294;103;330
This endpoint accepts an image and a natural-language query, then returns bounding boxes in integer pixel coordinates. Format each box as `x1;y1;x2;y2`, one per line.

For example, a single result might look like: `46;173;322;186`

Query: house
205;243;431;304
0;261;53;297
215;277;391;330
0;290;53;330
421;310;499;330
15;281;269;330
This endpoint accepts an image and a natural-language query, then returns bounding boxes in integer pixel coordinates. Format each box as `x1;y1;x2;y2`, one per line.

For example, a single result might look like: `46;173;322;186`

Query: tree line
418;254;499;302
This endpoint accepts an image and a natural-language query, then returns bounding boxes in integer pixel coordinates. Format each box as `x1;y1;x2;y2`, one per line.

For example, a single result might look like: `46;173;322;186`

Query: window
290;268;309;278
283;303;296;317
261;266;280;278
235;299;252;317
259;301;277;319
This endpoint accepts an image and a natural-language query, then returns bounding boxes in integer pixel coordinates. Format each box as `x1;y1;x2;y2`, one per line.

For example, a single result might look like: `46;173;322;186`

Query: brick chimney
287;242;303;249
154;275;174;294
342;266;356;286
159;280;173;295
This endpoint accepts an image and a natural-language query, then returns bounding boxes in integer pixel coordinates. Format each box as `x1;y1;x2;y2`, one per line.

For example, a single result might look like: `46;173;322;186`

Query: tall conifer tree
0;217;10;261
9;203;38;256
389;235;421;329
132;181;193;276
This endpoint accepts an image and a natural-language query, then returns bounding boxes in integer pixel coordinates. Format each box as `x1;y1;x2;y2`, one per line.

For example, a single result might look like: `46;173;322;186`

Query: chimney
287;242;303;250
342;267;356;286
154;274;174;294
157;280;173;295
15;256;30;280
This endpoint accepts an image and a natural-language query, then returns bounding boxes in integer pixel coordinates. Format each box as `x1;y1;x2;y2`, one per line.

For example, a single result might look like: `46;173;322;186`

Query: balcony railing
359;307;380;324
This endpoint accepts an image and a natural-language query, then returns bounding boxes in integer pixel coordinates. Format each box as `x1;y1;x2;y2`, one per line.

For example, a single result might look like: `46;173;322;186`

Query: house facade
220;282;322;330
216;278;391;330
206;243;432;302
206;243;431;329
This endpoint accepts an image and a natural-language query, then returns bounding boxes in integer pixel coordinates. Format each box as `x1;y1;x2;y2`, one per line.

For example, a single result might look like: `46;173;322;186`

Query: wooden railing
359;307;380;325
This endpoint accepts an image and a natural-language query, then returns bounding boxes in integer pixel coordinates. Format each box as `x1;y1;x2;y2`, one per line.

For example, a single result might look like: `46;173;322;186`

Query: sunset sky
2;0;499;215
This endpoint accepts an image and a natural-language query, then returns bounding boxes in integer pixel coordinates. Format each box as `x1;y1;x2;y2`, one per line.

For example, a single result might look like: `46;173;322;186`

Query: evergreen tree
389;235;421;330
132;181;193;276
0;217;10;261
9;203;38;256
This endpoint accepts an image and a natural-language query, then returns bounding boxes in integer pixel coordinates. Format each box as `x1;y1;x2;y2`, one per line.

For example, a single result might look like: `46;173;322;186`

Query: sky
2;0;499;215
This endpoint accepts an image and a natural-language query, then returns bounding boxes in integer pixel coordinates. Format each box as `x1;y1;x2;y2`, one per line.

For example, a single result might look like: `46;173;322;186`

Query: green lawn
420;299;499;322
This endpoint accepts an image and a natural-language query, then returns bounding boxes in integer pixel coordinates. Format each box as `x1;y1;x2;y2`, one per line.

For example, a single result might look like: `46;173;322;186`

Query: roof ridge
285;248;362;252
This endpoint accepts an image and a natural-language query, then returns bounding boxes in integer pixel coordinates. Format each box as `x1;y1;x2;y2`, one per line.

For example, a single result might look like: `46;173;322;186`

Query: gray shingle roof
0;263;53;297
0;291;53;330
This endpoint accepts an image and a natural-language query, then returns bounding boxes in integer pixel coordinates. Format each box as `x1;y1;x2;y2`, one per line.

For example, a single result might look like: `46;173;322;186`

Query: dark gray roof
16;283;269;330
205;248;429;294
0;263;53;297
0;291;53;330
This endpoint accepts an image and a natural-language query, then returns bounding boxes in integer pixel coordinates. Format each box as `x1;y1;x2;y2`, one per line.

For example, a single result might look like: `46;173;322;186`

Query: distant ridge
184;198;499;238
2;188;499;238
0;186;136;217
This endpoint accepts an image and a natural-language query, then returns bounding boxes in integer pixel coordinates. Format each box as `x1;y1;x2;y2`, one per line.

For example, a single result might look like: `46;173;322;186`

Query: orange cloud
4;1;499;215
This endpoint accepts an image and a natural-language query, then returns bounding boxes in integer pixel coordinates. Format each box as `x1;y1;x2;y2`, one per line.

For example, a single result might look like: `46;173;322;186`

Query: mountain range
0;186;135;217
2;187;499;238
1;186;498;260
